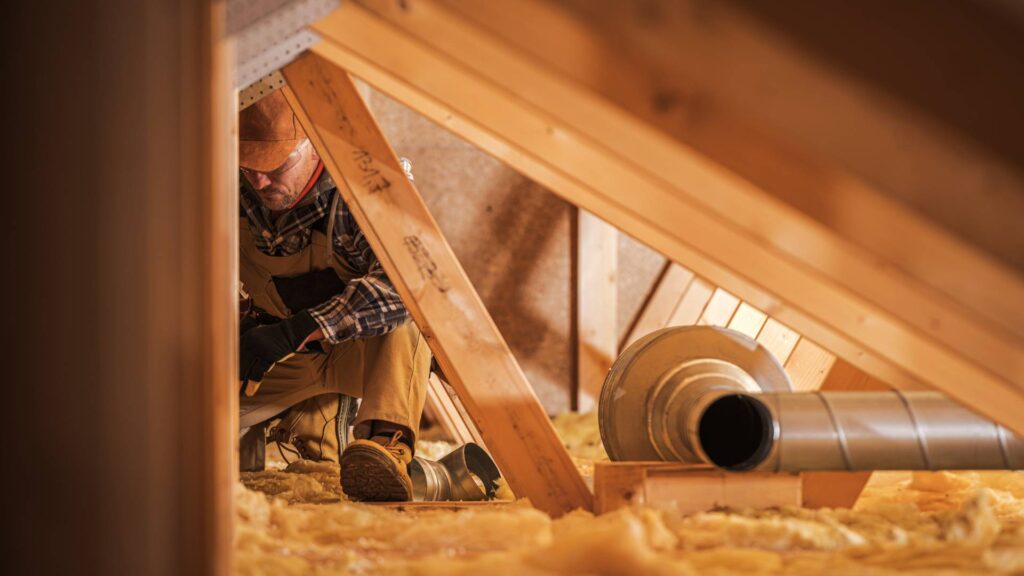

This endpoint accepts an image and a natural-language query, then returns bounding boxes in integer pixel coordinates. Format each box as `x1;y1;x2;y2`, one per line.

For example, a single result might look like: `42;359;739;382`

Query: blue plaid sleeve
307;199;410;343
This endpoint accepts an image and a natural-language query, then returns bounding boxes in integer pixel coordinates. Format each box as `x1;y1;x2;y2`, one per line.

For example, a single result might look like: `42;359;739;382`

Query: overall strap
325;189;341;249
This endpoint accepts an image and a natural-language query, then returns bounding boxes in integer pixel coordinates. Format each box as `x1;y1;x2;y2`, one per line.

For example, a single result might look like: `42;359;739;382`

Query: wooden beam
312;1;1024;434
281;53;592;516
439;0;1024;329
575;210;617;412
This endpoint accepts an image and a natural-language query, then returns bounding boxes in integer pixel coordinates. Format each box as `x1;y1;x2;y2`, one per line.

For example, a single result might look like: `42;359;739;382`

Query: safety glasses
240;138;311;179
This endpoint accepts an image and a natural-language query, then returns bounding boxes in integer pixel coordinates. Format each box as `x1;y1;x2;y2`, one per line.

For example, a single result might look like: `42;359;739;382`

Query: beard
255;183;299;211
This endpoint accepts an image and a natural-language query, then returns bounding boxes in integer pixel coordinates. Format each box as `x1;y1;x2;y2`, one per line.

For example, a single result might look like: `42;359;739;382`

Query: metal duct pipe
599;326;1024;472
692;390;1024;472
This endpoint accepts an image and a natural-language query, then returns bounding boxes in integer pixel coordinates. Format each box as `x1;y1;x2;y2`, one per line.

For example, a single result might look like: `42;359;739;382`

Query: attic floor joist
281;54;592;516
309;0;1024;435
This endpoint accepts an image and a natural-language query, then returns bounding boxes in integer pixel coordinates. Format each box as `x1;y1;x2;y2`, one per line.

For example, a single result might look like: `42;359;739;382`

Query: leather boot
340;430;414;501
270;394;357;463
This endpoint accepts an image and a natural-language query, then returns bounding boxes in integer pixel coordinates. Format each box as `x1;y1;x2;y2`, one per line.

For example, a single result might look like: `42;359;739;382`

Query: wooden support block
282;53;592;516
594;462;801;515
575;209;618;412
801;472;875;510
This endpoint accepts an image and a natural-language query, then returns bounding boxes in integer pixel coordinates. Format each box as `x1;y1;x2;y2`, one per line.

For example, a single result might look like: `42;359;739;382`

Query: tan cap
238;91;308;172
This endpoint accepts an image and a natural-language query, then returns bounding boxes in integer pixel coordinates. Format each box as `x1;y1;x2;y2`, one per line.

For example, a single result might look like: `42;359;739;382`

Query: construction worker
236;90;430;502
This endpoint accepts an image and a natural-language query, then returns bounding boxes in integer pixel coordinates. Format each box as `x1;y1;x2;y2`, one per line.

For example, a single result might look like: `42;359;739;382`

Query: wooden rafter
281;53;592;516
308;0;1024;435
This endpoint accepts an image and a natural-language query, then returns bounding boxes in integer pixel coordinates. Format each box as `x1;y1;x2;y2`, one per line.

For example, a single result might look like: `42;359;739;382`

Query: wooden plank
313;1;1024;435
576;210;618;413
425;373;481;446
621;262;694;349
698;288;741;327
281;54;591;516
784;338;838;393
728;302;768;338
668;277;716;326
756;319;801;366
567;0;1024;276
594;462;801;515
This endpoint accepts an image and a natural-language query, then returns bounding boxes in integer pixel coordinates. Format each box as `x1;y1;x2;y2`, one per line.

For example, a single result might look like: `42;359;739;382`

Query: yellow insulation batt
236;414;1024;575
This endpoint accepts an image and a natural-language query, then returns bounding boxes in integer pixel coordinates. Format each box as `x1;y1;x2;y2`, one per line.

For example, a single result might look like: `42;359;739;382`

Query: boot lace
380;430;408;459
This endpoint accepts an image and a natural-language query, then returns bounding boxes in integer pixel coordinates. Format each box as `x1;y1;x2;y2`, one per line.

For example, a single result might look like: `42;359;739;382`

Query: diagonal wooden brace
281;52;592;516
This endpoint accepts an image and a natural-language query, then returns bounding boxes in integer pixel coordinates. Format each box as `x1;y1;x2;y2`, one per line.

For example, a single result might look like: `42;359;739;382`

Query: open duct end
698;394;775;471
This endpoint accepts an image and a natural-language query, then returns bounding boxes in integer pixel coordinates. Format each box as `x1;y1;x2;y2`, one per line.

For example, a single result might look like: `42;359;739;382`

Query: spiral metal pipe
690;390;1024;472
599;326;1024;472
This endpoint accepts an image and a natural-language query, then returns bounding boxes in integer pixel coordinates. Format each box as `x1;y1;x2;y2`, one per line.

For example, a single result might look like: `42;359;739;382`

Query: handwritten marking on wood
403;235;450;292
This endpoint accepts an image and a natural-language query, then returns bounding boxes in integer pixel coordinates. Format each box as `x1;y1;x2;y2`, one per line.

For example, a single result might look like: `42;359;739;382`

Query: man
237;90;430;502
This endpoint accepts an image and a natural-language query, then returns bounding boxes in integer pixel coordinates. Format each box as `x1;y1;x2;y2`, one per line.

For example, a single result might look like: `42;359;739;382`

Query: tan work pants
240;321;430;444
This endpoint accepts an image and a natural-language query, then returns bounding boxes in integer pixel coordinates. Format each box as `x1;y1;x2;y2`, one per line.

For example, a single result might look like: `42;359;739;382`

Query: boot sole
340;443;413;502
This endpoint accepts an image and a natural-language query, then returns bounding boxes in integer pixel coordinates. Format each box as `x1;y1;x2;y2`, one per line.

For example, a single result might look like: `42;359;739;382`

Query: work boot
340;431;414;501
270;394;357;463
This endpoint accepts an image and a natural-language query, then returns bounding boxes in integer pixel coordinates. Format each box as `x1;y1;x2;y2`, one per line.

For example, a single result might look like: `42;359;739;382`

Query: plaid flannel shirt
240;170;409;343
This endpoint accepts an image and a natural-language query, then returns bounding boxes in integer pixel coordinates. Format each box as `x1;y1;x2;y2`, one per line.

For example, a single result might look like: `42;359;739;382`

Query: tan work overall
238;194;430;459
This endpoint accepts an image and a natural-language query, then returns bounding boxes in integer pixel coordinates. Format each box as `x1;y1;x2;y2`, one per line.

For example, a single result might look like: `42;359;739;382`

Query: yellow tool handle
243;352;296;397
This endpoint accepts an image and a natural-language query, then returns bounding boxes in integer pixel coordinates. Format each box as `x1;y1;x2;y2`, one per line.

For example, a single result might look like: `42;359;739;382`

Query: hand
239;310;320;383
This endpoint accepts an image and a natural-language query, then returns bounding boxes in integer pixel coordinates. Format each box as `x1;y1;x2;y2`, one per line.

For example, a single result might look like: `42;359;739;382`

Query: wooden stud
756;319;801;366
784;339;838;393
281;53;592;516
594;462;801;515
698;288;741;327
728;302;769;338
668;277;716;326
576;210;618;413
312;1;1024;434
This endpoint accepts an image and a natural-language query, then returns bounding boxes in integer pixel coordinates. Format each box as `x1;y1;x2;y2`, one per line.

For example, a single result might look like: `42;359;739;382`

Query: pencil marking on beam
404;235;450;292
